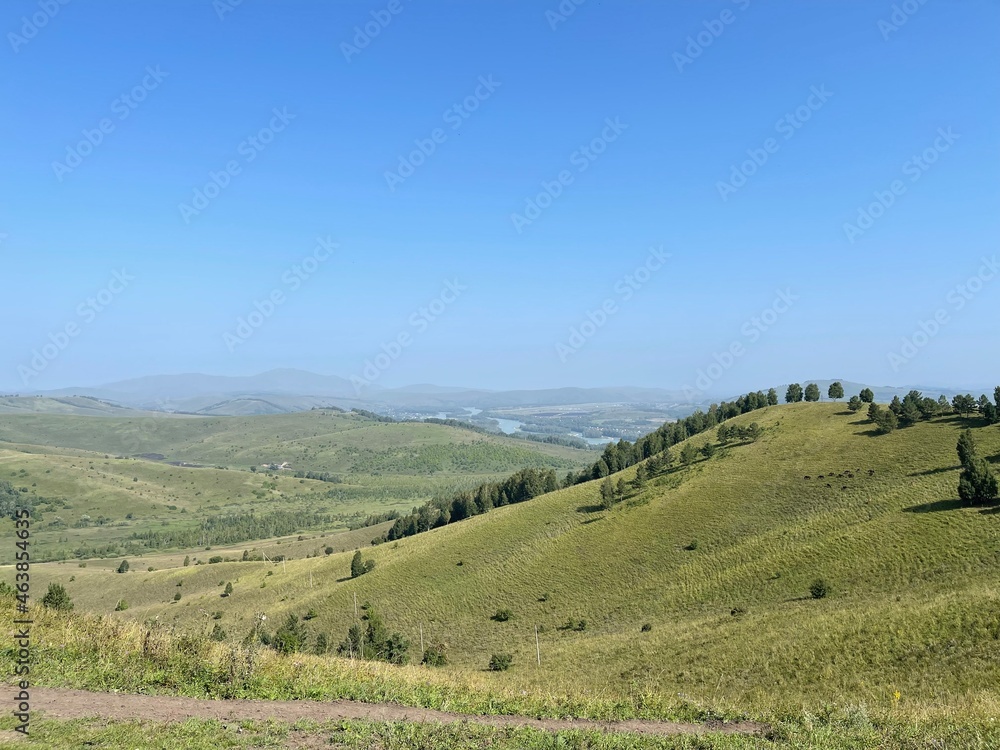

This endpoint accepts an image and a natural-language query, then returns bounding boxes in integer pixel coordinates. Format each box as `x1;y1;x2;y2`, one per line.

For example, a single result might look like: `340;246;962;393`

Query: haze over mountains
1;368;973;417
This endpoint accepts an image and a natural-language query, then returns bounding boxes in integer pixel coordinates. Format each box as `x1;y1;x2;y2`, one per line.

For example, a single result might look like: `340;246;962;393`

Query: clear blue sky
2;0;997;394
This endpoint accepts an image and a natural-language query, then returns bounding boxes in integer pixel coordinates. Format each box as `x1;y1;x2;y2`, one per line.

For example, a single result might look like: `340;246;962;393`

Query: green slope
34;403;1000;724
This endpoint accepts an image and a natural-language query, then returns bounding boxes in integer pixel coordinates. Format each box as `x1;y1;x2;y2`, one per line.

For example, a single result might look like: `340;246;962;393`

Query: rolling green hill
10;403;1000;746
0;410;592;562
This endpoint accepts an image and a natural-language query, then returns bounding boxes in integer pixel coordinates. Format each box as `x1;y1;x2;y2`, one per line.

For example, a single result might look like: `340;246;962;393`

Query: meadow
8;402;1000;747
0;409;591;563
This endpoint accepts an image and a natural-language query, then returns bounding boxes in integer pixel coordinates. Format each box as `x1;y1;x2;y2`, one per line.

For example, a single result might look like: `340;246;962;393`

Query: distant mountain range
1;369;984;417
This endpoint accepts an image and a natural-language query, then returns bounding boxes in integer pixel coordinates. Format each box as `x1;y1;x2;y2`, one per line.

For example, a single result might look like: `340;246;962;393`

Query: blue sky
2;0;997;394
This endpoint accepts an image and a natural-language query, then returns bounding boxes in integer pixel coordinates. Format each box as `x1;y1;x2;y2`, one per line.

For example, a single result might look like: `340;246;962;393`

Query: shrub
173;592;182;602
422;643;448;667
324;546;334;555
222;582;234;598
304;608;318;621
115;600;128;612
491;609;513;622
641;623;652;632
41;584;73;611
731;607;747;617
488;653;513;672
147;567;154;572
685;539;699;551
183;556;190;567
810;579;829;599
209;556;224;564
116;560;130;574
210;624;227;642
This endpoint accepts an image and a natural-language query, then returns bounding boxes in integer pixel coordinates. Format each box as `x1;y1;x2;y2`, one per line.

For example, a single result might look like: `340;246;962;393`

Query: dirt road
27;687;768;738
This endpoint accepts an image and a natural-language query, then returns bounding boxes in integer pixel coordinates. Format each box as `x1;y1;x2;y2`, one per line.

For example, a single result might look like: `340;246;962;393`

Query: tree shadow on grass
909;465;960;477
854;428;884;438
979;504;1000;515
580;516;604;525
576;504;604;514
903;499;965;513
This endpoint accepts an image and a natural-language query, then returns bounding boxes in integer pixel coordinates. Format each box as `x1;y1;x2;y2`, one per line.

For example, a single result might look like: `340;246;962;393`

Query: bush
208;556;224;564
641;623;652;632
685;539;699;551
731;607;747;617
210;624;227;642
324;546;334;555
422;643;448;667
42;583;73;611
488;653;513;672
116;560;130;574
222;582;234;598
810;579;829;599
115;600;128;612
491;609;513;622
173;592;182;602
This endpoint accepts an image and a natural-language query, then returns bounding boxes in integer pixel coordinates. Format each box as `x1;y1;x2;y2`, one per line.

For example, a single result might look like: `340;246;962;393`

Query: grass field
0;410;592;562
5;402;1000;747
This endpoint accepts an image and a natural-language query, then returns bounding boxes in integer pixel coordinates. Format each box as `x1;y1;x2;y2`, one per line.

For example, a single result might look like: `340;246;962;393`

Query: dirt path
28;687;768;738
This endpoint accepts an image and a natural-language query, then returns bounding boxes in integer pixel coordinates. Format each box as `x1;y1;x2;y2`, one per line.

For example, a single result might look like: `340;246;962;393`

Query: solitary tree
223;582;234;598
41;583;73;611
959;458;999;506
767;388;779;406
785;383;804;403
957;430;977;468
599;476;616;508
351;551;372;579
116;560;130;574
804;383;821;402
828;382;844;401
859;388;875;403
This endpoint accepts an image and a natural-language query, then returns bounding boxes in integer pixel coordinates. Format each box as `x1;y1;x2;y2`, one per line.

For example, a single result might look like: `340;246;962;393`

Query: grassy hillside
26;403;1000;729
0;410;592;562
0;395;146;416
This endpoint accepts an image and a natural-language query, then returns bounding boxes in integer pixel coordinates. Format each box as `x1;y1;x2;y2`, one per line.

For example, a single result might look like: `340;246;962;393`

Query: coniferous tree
957;429;977;468
767;388;779;406
828;382;844;401
848;395;863;412
41;583;73;611
785;383;804;403
859;388;875;403
599;476;615;508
